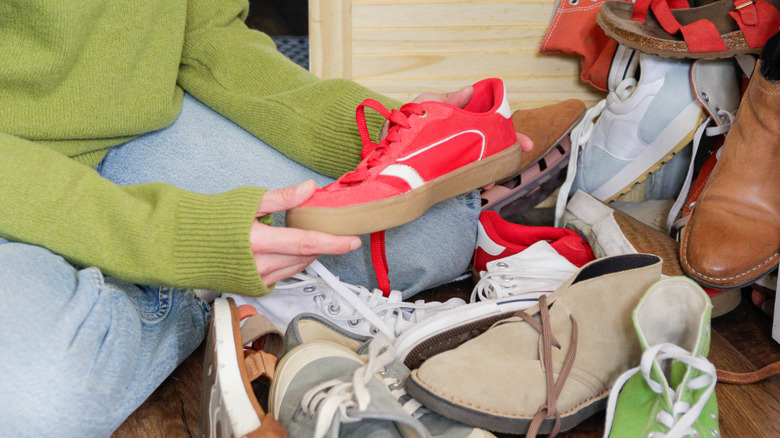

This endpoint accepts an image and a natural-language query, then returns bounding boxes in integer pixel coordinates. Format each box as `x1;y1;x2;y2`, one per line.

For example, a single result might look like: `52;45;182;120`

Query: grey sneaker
284;314;495;438
269;338;430;438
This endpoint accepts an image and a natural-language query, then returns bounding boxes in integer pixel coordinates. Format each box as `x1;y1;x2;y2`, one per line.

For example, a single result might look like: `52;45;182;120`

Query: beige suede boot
404;254;663;437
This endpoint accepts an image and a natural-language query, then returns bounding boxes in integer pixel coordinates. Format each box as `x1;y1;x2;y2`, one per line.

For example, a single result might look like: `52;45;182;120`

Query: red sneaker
473;210;596;272
286;78;523;235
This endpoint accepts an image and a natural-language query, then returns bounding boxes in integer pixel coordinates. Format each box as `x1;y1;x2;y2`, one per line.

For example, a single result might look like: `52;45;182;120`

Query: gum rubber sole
404;375;609;435
597;109;707;203
286;142;523;235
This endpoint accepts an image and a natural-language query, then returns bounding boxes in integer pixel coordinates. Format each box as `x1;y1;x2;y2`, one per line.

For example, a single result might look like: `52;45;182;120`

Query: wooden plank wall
310;0;606;110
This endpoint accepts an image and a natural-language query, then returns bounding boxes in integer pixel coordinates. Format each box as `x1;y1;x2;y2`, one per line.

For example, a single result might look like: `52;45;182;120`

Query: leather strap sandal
597;0;780;58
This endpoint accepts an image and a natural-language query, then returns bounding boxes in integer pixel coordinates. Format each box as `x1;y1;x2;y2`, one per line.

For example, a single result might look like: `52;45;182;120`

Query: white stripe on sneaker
396;130;486;162
379;164;426;189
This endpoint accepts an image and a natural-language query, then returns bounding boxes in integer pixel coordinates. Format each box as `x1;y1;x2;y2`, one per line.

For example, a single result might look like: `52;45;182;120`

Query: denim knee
0;240;209;436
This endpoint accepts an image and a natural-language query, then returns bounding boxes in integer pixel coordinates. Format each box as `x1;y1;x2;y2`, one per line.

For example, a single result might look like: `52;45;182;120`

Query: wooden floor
112;285;780;438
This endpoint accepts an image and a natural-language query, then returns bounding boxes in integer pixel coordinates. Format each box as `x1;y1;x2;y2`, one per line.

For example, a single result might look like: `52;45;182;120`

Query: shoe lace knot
503;295;578;438
603;343;717;438
300;336;397;438
339;99;426;185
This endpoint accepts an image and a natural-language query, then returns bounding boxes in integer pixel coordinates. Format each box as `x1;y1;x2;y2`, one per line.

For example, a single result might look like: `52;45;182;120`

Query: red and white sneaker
473;210;596;273
286;78;523;235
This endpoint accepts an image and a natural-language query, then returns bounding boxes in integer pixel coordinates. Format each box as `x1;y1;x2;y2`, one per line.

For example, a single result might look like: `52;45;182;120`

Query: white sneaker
228;260;466;341
555;45;705;225
396;241;579;369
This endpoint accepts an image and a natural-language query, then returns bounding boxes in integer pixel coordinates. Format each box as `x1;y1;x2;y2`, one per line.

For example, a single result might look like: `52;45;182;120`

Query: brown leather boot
680;53;780;288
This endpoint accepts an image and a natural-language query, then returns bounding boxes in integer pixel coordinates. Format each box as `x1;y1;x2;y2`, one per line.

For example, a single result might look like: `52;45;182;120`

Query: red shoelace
338;99;426;186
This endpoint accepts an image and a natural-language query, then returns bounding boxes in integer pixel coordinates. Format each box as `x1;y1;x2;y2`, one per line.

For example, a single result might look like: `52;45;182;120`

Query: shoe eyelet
370;326;381;335
418;109;428;118
569;0;579;5
311;293;325;304
497;262;509;268
711;429;719;437
348;319;361;328
701;92;710;102
379;366;388;374
387;377;401;387
710;411;717;420
328;303;341;314
303;285;317;293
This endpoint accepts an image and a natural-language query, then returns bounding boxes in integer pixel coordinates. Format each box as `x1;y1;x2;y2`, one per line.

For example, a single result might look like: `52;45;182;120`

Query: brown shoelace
513;295;579;438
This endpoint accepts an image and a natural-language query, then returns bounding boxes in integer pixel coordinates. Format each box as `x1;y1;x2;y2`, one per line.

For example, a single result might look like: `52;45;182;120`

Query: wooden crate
309;0;605;110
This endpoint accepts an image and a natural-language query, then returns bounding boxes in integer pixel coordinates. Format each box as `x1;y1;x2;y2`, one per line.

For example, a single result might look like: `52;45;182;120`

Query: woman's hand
250;180;360;286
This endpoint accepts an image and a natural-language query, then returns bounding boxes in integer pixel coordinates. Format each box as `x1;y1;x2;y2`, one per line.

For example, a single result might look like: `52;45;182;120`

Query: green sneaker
603;276;719;438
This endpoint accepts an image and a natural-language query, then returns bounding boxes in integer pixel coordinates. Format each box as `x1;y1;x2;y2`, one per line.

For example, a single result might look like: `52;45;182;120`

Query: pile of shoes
560;0;780;335
202;248;721;437
196;11;780;432
201;209;726;437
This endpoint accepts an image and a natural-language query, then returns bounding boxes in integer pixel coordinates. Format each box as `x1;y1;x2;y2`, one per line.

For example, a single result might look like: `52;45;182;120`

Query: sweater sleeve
178;0;401;179
0;132;272;296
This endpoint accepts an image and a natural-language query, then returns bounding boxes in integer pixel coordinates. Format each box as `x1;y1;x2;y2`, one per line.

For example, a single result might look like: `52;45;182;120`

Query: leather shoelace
512;295;579;438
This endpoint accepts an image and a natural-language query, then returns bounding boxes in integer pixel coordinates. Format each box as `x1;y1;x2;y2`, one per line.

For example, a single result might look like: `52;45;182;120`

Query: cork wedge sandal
597;0;780;58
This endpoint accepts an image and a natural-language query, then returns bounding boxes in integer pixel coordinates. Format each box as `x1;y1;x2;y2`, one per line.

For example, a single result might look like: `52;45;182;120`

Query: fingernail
350;238;361;250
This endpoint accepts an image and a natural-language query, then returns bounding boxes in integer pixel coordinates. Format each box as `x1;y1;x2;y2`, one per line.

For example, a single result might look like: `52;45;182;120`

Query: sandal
481;100;586;217
597;0;780;58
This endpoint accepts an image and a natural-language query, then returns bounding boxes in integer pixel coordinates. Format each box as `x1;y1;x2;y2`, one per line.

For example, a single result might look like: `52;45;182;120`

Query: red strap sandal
597;0;780;58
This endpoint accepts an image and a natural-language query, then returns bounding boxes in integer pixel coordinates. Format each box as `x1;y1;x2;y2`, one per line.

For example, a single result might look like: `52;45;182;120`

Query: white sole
200;298;261;438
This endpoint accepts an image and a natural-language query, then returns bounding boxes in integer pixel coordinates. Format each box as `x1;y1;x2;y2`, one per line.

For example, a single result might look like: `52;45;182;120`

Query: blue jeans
0;94;479;436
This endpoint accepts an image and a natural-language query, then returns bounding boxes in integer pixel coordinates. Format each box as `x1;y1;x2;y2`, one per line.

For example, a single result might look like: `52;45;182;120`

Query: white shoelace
301;336;397;438
603;343;717;438
471;267;568;302
471;241;579;302
554;74;639;227
665;111;733;235
307;261;464;340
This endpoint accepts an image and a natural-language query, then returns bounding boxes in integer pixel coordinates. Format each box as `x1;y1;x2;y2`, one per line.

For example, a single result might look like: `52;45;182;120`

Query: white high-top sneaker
396;241;580;369
228;260;466;343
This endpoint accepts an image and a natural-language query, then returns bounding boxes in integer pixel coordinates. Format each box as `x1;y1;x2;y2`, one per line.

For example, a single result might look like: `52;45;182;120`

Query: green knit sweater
0;0;397;296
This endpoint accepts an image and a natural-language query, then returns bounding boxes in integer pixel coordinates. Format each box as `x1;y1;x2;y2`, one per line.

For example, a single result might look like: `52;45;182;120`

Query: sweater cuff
172;186;269;296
